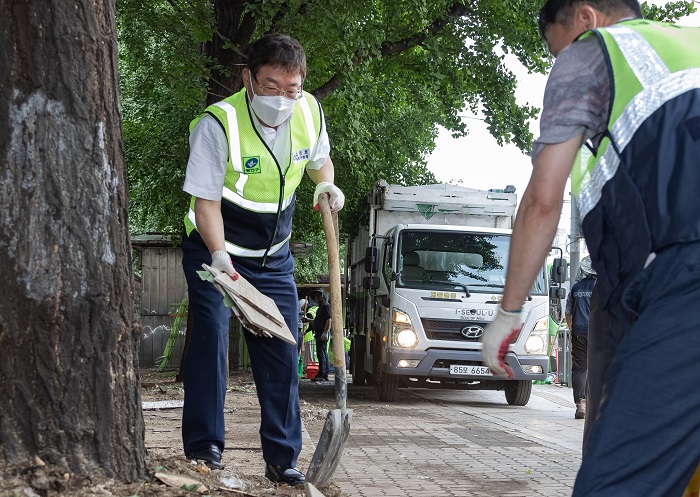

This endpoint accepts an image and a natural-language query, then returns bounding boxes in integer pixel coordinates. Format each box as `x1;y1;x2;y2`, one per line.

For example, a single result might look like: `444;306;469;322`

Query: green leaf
180;483;203;492
119;0;695;276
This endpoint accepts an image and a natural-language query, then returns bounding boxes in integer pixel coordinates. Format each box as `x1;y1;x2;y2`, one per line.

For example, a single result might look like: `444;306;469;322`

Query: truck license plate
449;364;491;376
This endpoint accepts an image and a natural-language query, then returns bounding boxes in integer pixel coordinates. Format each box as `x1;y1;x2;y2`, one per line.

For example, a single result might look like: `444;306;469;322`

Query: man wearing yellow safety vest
480;1;700;495
179;34;344;486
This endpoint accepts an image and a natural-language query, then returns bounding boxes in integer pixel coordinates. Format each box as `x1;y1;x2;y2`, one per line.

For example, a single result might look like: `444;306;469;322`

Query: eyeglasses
253;77;303;100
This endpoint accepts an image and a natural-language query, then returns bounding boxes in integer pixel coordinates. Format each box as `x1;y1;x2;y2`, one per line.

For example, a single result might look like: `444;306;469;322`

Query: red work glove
211;250;238;281
481;306;522;378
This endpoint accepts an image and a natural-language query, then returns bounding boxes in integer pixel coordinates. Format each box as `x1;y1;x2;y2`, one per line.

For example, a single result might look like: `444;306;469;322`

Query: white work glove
481;306;522;379
313;182;345;212
211;250;238;281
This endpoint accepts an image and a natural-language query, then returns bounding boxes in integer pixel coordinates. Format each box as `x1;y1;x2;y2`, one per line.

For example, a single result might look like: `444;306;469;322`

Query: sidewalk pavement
303;383;583;497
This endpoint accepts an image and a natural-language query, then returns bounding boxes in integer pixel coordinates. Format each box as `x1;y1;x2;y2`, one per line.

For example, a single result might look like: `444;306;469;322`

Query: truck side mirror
549;286;567;300
362;276;380;290
550;258;567;284
364;246;379;273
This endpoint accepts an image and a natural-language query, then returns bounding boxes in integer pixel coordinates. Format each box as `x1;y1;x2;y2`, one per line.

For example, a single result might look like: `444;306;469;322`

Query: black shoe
186;443;222;469
265;464;305;485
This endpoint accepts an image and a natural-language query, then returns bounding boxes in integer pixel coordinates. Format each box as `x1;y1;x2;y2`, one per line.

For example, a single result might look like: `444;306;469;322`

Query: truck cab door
380;235;395;308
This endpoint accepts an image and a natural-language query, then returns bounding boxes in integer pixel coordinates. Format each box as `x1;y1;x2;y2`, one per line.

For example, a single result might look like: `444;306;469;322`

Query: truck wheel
504;380;532;406
376;367;399;402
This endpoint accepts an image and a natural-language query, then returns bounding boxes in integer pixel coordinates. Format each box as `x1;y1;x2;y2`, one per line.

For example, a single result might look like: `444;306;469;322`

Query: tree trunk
0;0;147;481
205;0;257;105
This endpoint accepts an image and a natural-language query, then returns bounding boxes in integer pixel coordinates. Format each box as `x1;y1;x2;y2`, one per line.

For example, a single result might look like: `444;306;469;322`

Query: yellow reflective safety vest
303;305;318;343
184;88;323;265
571;20;700;305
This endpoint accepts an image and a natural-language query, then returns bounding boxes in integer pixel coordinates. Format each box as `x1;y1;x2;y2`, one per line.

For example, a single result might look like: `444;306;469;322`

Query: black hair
538;0;642;40
243;33;307;80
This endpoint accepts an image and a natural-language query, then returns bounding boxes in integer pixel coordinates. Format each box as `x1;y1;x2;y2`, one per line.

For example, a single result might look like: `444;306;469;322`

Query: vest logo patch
243;156;261;174
292;148;310;163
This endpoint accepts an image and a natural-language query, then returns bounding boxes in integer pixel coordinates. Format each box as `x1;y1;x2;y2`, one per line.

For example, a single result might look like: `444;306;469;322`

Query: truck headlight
395;328;418;348
525;334;546;354
524;316;549;354
392;309;418;349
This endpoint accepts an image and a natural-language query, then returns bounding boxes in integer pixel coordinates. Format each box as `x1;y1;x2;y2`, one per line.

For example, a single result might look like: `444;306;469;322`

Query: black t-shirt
312;301;331;335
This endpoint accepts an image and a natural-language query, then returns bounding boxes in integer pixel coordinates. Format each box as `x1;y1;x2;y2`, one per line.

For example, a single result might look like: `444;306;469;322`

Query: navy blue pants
573;242;700;496
180;231;301;467
571;334;587;402
315;334;329;378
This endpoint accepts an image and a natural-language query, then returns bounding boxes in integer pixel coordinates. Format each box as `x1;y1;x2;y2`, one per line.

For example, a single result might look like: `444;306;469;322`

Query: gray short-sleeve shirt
531;36;611;163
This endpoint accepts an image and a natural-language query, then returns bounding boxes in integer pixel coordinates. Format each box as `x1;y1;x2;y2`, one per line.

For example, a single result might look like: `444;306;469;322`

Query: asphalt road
303;381;584;497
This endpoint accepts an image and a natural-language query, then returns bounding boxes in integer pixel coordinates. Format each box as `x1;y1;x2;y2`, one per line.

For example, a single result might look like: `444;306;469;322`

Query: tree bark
205;0;257;104
0;0;147;480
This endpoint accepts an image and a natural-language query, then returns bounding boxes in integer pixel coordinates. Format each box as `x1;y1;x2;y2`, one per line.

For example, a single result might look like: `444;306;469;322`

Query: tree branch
312;1;473;100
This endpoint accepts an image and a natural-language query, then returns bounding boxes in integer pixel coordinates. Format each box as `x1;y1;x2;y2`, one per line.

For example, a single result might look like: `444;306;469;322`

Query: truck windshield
396;231;546;295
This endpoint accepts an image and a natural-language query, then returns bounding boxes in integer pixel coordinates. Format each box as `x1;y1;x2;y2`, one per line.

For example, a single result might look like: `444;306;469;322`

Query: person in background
310;289;331;382
297;298;307;351
481;0;700;494
297;298;308;376
179;33;344;486
565;256;596;419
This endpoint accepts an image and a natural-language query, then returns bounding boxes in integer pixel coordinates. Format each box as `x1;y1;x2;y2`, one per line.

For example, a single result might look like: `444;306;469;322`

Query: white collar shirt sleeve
183;115;228;200
305;104;331;170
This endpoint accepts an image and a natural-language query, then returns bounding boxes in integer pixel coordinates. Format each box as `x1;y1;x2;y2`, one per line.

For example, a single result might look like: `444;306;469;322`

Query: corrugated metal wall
138;246;188;369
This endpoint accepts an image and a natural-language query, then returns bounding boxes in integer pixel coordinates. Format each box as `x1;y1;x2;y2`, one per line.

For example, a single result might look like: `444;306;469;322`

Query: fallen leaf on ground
155;471;208;493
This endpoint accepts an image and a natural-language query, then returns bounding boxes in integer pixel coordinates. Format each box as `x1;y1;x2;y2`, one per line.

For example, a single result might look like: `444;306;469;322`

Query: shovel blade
306;408;353;487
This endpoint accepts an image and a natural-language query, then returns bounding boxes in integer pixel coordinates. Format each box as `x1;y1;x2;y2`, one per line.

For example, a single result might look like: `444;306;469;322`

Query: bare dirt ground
0;369;349;497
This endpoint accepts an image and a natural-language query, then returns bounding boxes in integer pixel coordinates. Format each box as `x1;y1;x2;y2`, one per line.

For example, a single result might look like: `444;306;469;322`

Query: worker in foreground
481;0;700;495
179;33;344;485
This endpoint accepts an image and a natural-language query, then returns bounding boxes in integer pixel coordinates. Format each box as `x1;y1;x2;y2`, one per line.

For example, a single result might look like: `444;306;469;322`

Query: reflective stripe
613;69;700;150
606;26;670;89
575;27;696;219
298;97;317;154
225;233;292;258
187;208;292;257
187;208;197;229
577;142;619;220
222;186;294;214
214;101;247;196
578;68;700;219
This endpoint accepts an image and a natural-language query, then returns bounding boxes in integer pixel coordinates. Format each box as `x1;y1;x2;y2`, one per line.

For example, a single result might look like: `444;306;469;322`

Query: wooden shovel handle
318;194;347;409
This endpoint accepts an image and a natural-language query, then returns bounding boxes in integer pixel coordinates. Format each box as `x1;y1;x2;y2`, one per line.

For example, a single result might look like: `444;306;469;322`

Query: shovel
306;194;352;487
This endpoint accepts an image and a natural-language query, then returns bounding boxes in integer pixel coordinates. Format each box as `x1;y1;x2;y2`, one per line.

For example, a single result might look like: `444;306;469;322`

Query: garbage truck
346;180;550;404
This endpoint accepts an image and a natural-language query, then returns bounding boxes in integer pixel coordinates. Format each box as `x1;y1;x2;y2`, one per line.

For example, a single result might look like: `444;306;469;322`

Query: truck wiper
430;280;471;298
460;271;487;282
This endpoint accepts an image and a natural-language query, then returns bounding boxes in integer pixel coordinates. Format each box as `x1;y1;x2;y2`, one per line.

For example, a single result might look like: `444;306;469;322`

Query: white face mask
248;73;297;127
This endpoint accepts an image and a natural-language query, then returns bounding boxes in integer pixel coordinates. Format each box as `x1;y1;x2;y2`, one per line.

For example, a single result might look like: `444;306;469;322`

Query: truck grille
421;319;486;342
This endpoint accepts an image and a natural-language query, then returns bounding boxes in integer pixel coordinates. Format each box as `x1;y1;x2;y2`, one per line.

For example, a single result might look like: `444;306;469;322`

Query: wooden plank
210;269;286;326
232;296;296;345
202;265;297;346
